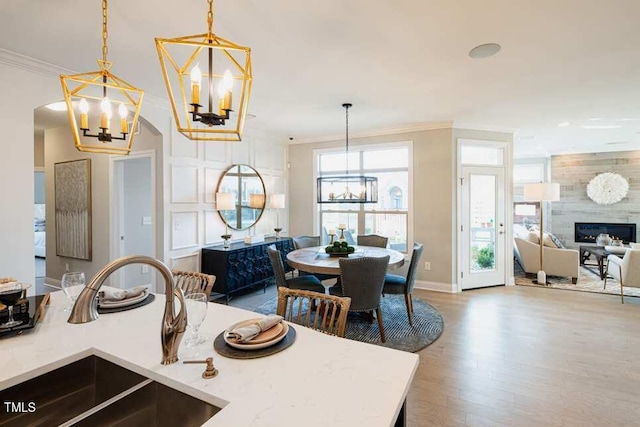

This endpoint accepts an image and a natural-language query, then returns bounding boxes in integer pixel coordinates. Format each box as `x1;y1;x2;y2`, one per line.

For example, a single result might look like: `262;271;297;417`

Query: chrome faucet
67;255;188;365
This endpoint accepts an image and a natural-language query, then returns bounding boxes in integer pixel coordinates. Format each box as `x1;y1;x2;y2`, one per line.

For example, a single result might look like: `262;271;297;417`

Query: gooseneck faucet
67;255;188;365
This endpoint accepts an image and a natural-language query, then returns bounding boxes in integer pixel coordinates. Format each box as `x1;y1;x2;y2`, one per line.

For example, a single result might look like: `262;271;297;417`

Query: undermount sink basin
0;355;220;427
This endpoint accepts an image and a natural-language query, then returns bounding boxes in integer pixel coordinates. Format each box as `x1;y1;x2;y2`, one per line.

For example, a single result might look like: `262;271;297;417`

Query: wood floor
407;286;640;426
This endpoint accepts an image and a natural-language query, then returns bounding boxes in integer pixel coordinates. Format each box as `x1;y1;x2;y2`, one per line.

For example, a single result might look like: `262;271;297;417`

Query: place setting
214;314;296;359
96;285;154;313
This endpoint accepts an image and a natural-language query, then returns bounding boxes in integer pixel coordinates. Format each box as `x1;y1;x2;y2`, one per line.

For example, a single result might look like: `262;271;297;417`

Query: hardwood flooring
407;286;640;426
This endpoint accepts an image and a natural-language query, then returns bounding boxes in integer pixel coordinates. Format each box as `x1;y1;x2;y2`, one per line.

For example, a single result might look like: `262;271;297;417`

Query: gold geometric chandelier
60;0;144;155
155;0;252;142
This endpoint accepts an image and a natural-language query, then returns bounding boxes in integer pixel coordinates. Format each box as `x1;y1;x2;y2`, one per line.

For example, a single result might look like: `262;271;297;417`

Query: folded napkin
99;286;148;303
227;315;283;343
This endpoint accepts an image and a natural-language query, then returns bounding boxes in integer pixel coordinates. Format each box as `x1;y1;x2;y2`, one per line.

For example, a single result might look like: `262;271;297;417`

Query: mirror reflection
216;164;266;230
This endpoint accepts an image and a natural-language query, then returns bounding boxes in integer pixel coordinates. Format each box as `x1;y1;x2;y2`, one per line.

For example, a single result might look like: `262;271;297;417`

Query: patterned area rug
254;294;444;353
515;265;640;298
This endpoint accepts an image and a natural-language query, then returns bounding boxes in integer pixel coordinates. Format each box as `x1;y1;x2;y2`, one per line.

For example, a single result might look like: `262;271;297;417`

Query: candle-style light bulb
190;63;202;105
217;81;226;115
100;97;112;130
79;98;89;130
118;103;128;134
221;69;233;111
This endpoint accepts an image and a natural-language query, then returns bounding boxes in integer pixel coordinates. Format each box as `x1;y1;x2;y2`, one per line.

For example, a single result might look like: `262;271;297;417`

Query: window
316;145;411;252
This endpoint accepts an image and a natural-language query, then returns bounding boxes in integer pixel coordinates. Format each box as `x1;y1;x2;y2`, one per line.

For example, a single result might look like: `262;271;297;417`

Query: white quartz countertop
0;290;418;426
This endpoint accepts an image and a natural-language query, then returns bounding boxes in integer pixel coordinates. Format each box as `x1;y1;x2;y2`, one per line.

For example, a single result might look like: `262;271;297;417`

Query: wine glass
0;282;24;328
61;272;85;312
184;293;208;347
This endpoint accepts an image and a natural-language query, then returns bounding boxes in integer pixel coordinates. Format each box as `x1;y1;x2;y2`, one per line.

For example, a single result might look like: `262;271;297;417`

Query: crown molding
452;121;519;134
0;48;170;111
290;121;454;145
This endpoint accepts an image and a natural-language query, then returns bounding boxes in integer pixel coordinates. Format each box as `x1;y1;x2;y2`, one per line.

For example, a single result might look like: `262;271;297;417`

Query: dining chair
293;235;340;284
331;256;390;342
266;245;326;294
382;243;424;325
605;249;640;303
171;270;216;299
357;234;389;248
276;287;351;337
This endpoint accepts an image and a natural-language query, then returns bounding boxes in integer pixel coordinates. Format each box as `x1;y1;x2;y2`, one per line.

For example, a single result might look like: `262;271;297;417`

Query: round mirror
216;164;266;230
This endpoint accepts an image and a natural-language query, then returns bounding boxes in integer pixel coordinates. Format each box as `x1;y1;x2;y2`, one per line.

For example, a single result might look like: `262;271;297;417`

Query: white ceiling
5;0;640;157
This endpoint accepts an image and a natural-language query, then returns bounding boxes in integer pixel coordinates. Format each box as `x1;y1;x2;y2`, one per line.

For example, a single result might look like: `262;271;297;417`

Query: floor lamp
524;183;560;285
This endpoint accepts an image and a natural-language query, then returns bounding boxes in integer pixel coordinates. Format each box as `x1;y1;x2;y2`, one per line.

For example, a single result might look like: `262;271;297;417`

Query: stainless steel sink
0;355;220;427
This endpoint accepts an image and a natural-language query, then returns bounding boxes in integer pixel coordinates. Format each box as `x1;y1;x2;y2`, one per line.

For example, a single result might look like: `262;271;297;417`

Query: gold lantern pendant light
60;0;144;155
155;0;252;142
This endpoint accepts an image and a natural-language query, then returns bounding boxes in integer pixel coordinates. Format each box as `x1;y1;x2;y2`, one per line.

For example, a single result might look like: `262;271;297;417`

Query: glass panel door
461;167;505;289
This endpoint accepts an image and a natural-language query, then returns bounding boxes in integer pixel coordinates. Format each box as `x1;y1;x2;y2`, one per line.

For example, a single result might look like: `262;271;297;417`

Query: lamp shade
524;183;560;202
249;193;265;209
515;204;537;216
216;192;235;211
269;193;285;209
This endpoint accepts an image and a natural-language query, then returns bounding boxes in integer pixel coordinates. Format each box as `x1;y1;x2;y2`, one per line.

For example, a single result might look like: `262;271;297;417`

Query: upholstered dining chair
171;270;216;299
382;243;424;325
605;249;640;303
266;245;326;294
293;235;340;283
277;287;351;337
330;256;390;342
357;234;389;248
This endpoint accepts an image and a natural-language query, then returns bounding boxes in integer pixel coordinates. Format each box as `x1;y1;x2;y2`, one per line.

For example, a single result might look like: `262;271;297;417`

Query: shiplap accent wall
551;151;640;248
167;124;288;271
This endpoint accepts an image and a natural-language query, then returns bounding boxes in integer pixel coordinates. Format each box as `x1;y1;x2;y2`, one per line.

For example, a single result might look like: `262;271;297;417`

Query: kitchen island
0;290;418;426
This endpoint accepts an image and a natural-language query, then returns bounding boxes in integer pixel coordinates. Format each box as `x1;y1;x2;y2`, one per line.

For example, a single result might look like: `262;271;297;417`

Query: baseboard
414;280;458;293
507;276;515;286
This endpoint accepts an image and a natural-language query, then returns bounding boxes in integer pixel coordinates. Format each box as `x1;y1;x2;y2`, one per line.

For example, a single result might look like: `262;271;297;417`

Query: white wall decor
171;211;199;250
204;168;221;204
170;252;199;272
587;172;629;205
171;165;199;204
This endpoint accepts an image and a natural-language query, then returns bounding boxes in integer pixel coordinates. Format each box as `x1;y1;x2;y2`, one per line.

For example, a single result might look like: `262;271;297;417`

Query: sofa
514;237;579;283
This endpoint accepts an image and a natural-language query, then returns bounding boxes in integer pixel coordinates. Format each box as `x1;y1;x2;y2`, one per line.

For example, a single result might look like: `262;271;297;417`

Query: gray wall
551;151;640;248
44;122;163;282
34;171;45;205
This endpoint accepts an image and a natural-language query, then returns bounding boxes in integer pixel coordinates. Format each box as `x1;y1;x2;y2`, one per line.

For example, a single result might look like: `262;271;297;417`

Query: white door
461;166;506;289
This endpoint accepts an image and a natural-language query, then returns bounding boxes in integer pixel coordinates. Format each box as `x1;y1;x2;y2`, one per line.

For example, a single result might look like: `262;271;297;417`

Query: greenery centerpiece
325;241;355;257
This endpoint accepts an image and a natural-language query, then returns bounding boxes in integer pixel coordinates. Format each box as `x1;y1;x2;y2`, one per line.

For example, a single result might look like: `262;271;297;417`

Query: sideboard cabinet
201;237;294;303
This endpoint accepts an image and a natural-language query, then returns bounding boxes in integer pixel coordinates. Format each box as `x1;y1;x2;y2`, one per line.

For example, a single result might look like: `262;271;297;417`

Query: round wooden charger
214;326;297;359
98;294;156;314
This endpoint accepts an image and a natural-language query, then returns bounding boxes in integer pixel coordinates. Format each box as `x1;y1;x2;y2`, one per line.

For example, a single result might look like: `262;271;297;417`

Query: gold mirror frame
216;164;266;230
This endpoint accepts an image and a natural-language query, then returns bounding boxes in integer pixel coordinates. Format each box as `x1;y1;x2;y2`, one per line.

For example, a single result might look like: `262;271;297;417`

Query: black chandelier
316;103;378;204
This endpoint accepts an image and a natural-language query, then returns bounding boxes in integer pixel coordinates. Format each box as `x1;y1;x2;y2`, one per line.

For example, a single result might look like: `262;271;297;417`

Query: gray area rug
254;294;444;353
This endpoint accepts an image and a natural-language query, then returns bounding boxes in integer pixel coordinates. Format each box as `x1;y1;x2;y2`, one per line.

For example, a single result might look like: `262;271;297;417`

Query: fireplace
574;222;637;244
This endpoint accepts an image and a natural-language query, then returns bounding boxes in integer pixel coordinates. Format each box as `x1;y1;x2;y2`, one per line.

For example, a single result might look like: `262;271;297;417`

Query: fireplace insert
574;222;636;244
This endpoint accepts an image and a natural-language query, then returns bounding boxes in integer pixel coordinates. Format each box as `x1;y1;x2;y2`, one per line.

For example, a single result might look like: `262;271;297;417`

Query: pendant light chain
207;0;214;35
345;103;350;175
102;0;109;63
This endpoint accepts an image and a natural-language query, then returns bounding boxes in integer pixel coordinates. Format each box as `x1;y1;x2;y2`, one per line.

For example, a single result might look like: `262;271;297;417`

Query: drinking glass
0;282;24;328
184;293;208;347
61;272;85;312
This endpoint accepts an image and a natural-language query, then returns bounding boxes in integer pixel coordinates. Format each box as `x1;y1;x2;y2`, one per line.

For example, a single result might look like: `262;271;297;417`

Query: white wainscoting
171;165;199;204
170;252;200;272
171;211;199;250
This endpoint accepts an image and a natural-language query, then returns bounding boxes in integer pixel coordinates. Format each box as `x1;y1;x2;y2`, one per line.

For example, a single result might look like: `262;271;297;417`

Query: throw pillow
542;233;557;248
526;231;540;244
548;233;564;249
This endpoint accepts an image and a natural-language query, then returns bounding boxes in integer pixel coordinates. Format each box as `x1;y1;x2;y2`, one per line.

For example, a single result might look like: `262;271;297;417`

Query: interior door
461;166;506;289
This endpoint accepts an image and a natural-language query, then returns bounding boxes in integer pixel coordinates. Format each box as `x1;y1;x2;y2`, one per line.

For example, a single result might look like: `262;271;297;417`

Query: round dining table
286;245;405;276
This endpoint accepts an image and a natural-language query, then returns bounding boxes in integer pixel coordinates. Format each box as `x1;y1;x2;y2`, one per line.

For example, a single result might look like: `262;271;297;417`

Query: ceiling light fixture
46;101;68;112
557;122;570;127
469;43;501;59
156;0;252;142
60;0;143;155
316;104;378;204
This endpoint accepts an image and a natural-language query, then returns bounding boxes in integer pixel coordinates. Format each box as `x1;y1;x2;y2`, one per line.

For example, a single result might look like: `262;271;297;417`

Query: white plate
98;291;149;308
223;319;289;350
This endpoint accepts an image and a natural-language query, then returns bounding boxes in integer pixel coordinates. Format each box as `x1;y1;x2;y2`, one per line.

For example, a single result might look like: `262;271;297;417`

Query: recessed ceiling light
469;43;501;59
45;101;68;112
557;122;570;127
580;125;621;130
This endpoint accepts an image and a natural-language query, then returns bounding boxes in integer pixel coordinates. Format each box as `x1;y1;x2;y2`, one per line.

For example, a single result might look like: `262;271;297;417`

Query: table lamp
245;193;266;243
269;193;285;239
216;192;235;248
524;183;560;285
